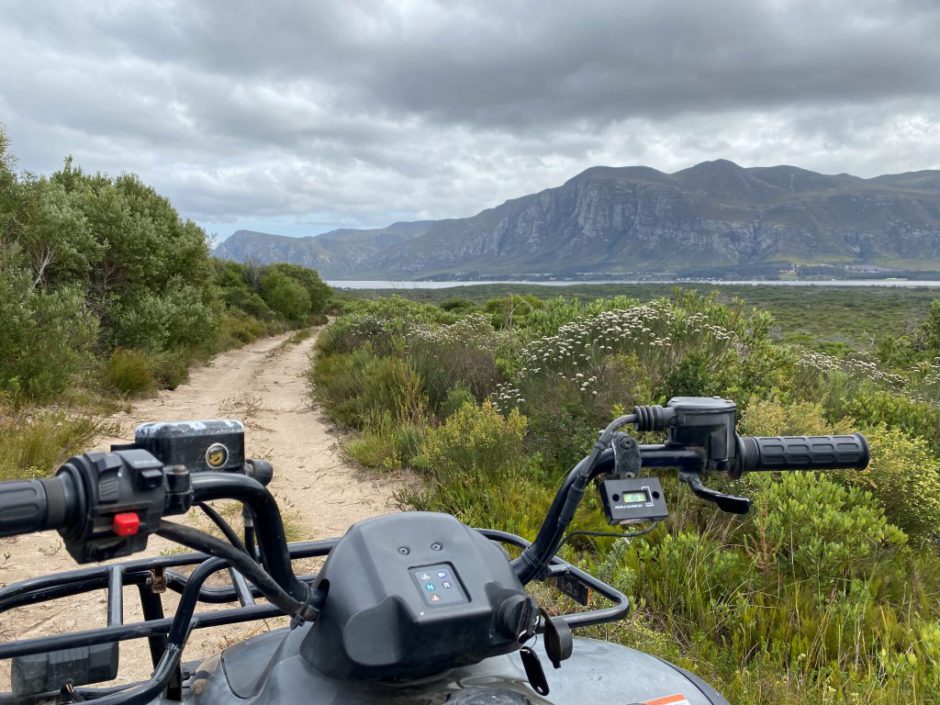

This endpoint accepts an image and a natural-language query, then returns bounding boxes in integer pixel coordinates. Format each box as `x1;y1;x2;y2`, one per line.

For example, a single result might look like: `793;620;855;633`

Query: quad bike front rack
0;531;628;704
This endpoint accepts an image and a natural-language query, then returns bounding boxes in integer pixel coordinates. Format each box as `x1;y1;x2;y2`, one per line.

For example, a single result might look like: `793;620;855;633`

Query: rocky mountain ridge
213;160;940;279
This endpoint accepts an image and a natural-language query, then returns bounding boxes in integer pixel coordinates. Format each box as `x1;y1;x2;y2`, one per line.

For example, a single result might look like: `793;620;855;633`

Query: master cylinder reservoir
131;419;246;472
664;397;738;472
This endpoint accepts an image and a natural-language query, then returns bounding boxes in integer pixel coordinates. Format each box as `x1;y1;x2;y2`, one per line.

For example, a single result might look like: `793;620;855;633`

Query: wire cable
556;519;661;550
197;502;250;556
156;520;311;619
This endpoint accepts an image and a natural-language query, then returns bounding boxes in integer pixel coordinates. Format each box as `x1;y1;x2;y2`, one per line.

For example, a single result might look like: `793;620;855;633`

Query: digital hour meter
598;477;669;525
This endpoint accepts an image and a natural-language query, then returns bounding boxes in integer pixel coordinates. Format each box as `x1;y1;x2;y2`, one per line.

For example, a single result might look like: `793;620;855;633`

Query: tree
15;174;100;288
0;125;21;242
260;269;311;322
266;262;330;314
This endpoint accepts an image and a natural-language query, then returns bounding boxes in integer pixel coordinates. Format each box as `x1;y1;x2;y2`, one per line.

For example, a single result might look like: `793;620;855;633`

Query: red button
112;513;140;537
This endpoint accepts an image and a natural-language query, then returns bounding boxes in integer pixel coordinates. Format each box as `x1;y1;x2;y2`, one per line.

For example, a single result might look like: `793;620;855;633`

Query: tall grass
0;409;112;481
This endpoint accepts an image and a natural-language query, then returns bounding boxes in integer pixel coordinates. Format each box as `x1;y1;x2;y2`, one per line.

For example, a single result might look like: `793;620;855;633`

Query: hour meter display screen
621;490;650;504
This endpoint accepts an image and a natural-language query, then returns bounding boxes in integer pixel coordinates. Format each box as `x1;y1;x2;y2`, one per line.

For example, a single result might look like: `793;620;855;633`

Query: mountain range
213;159;940;280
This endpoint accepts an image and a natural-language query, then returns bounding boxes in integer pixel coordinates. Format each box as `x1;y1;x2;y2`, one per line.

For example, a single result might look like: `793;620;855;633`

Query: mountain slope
213;160;940;278
215;222;431;277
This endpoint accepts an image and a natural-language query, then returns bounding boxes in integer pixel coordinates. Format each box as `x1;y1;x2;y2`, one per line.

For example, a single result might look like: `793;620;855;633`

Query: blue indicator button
425;583;435;592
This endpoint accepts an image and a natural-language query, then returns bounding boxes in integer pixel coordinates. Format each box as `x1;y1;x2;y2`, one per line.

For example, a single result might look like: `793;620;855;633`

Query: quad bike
0;397;869;704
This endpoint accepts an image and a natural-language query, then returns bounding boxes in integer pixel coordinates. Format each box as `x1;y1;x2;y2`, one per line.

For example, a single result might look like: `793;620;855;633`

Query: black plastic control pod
55;449;172;563
634;397;751;514
663;397;738;472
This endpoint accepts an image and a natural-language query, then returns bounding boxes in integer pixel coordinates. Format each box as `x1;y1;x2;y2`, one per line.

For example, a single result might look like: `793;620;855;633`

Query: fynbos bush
104;348;156;396
407;314;503;413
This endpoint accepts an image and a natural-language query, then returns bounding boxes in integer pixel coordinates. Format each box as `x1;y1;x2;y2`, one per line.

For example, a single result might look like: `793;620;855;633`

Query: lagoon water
326;279;940;290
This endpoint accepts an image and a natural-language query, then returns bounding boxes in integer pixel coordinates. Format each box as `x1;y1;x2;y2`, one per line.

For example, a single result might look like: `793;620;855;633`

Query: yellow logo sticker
205;443;229;469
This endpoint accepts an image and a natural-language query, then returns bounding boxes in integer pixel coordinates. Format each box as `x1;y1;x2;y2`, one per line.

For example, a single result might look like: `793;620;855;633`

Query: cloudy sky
2;0;939;241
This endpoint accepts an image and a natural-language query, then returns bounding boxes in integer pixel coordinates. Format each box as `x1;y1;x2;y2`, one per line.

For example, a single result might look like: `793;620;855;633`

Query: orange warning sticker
642;695;691;705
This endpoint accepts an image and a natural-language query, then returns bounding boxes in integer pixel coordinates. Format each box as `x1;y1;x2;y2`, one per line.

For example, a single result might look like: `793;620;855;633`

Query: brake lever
677;471;751;514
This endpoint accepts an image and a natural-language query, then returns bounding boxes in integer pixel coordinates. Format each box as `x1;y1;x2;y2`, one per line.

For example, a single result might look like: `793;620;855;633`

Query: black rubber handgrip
0;480;49;538
736;433;869;474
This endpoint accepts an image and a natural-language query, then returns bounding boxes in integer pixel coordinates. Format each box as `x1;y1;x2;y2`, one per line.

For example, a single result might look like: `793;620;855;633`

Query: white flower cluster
893;356;940;405
407;313;500;352
914;357;940;391
799;350;906;390
495;302;740;410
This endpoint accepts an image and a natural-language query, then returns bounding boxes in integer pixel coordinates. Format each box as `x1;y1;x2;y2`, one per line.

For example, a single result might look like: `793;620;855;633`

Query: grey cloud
1;0;939;234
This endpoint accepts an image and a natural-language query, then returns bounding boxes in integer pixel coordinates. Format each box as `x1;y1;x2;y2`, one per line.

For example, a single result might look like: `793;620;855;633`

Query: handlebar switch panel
302;512;536;680
599;477;668;525
56;450;168;563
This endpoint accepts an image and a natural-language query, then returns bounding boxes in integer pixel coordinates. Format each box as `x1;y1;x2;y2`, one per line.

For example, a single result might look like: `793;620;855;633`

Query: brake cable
555;519;662;551
156;521;320;622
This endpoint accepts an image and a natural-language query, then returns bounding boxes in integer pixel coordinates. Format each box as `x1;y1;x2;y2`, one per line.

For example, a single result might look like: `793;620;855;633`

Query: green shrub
747;472;907;591
0;263;98;401
858;427;940;541
420;400;527;481
516;294;639;338
406;400;550;537
113;281;218;352
261;269;311;322
361;355;426;424
738;397;853;436
317;312;405;357
484;293;543;329
265;262;330;315
346;409;424;470
438;297;477;314
217;311;275;349
222;287;276;320
622;531;756;641
790;351;940;445
843;389;940;447
440;383;475;419
317;297;456;356
147;349;189;390
104;348;156;395
308;351;369;427
310;350;426;429
407;314;502;413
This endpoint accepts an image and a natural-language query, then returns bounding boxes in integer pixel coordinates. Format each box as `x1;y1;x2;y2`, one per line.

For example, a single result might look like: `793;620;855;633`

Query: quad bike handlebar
0;397;869;572
0;396;870;700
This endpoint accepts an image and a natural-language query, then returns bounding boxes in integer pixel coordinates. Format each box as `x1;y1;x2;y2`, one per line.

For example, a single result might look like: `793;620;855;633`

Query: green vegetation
0;411;113;482
0;129;329;404
0;126;330;479
338;282;939;352
311;288;940;704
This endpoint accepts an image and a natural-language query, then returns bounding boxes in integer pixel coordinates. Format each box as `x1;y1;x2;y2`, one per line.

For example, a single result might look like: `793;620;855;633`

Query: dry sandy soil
0;328;407;686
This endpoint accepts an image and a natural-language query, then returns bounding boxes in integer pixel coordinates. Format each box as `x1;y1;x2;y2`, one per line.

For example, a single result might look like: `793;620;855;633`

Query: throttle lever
678;471;751;514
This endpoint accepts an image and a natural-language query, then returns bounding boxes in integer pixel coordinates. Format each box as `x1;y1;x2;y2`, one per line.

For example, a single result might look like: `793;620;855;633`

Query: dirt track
0;328;406;685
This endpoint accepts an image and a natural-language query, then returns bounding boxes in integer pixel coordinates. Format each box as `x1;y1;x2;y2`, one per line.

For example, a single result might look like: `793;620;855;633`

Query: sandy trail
0;328;406;686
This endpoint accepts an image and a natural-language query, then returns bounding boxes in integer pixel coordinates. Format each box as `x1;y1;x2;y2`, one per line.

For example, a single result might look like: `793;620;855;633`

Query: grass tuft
0;410;113;481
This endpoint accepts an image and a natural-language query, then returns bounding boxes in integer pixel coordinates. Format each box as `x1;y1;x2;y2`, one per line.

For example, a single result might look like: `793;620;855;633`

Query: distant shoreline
326;279;940;290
